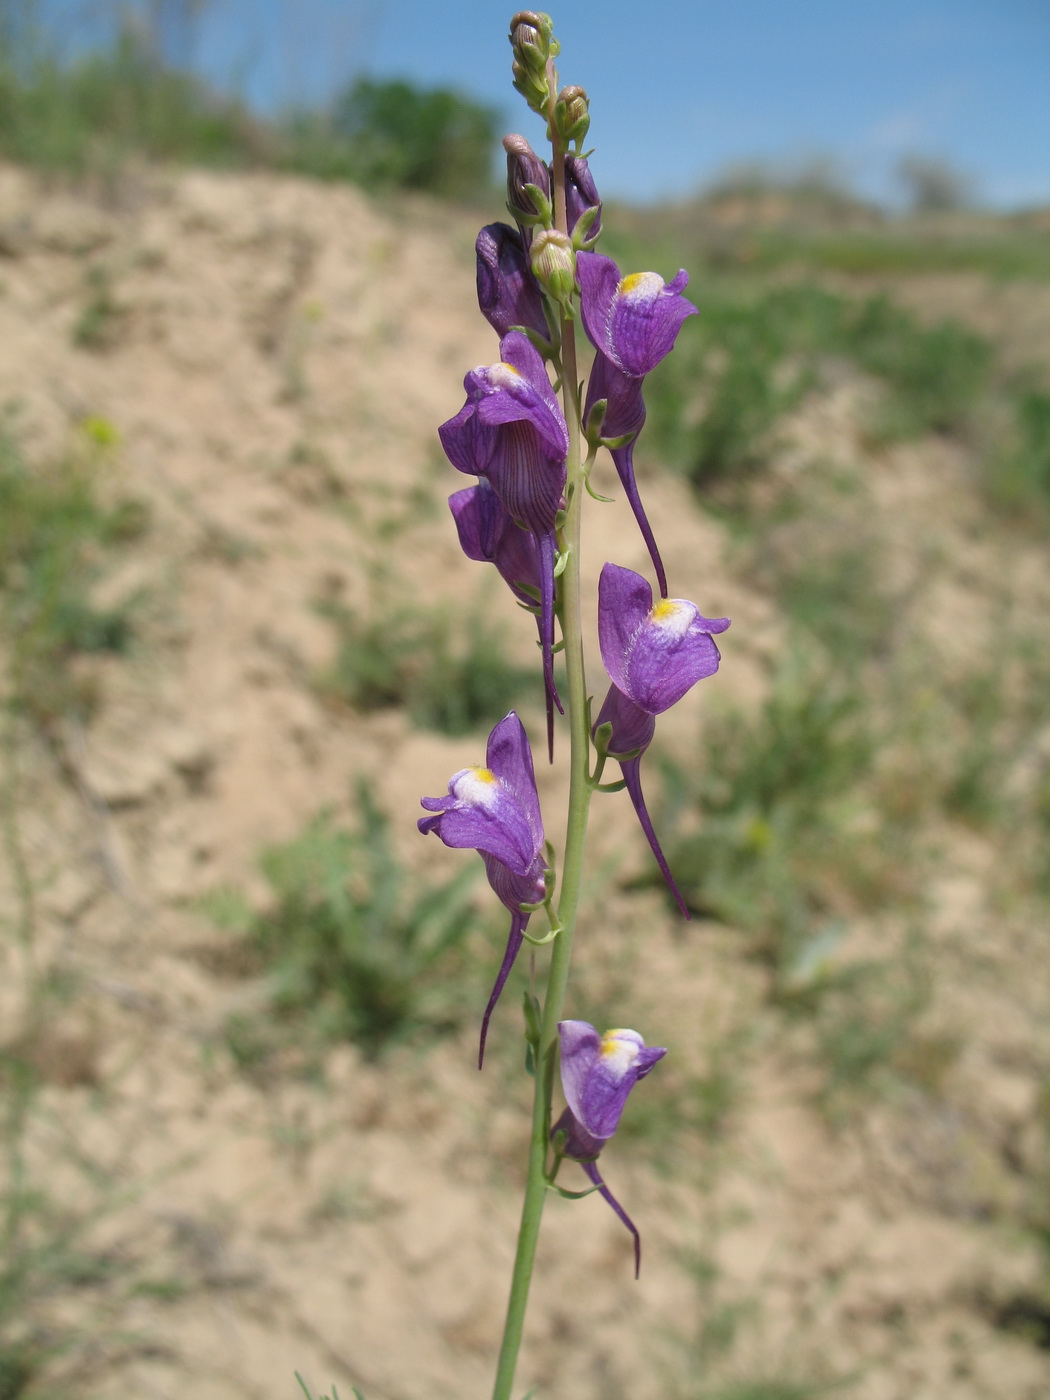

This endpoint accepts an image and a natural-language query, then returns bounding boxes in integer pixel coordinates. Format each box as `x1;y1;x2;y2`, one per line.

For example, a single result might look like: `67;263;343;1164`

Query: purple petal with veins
578;251;697;379
476;223;551;342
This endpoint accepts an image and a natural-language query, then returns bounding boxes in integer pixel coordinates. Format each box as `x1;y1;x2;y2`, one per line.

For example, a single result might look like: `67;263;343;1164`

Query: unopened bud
509;11;559;117
504;133;552;236
565;154;602;242
555;85;590;148
530;228;576;306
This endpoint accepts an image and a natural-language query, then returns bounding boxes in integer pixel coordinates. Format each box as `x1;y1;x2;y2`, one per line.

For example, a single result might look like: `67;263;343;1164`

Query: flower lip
558;1019;666;1144
598;562;730;716
578;250;697;379
418;712;542;877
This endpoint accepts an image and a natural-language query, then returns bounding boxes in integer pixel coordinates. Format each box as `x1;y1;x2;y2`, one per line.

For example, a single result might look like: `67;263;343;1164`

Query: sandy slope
0;163;1048;1400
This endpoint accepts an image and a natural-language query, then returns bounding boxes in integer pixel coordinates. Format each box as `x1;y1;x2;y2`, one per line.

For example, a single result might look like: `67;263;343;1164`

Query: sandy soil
0;162;1048;1400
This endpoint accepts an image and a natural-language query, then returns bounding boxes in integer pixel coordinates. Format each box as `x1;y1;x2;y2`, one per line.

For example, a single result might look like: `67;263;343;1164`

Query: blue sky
48;0;1050;208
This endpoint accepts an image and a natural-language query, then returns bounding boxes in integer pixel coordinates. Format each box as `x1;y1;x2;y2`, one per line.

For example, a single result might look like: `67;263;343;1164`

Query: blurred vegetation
282;77;499;200
0;416;146;727
0;12;498;198
637;282;993;500
315;596;539;737
203;783;482;1064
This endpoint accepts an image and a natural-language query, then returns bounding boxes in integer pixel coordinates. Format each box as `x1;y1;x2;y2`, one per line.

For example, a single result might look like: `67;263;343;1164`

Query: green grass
0;418;146;725
316;595;540;736
656;657;891;974
639;282;993;502
203;783;482;1063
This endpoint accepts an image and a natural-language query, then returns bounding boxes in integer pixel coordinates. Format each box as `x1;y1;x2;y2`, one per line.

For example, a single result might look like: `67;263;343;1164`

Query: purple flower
553;1020;667;1277
449;479;541;608
476;223;552;344
579;252;697;595
578;252;697;378
419;712;546;1066
439;332;569;754
595;562;730;916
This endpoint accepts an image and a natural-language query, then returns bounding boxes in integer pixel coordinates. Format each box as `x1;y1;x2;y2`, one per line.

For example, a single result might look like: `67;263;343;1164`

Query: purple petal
564;155;602;238
620;757;690;918
597;562;654;696
449;482;504;563
578;251;697;378
607;269;697;378
558;1020;667;1142
438;336;568;510
624;601;729;714
478;904;528;1069
438;392;493;477
485;712;544;852
476;223;550;341
581;1160;643;1279
449;483;543;607
585;355;667;595
593;685;655;758
499;333;568;453
578;251;621;359
552;1105;603;1160
418;760;538;876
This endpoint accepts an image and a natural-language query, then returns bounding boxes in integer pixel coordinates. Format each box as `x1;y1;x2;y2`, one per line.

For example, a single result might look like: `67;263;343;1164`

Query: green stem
491;133;593;1400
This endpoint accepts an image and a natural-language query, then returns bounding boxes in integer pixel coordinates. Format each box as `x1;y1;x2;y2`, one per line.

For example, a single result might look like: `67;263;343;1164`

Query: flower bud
530;228;576;307
504;134;552;237
565;154;602;241
555;84;590;148
509;11;559;116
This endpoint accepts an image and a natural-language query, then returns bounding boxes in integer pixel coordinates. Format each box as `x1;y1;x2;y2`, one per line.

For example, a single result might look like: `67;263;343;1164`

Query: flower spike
419;712;546;1065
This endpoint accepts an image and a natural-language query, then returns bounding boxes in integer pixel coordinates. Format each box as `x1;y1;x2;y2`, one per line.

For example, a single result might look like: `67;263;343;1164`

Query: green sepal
522;990;542;1047
553;548;570;578
585;397;608;442
547;1182;601;1201
600;430;637;450
520;924;560;947
584;476;614;504
522;182;554;226
514;324;558;360
524;1041;536;1077
571;203;601;248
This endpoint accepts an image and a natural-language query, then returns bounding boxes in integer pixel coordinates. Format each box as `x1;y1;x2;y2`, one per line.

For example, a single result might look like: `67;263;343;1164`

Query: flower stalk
419;14;730;1399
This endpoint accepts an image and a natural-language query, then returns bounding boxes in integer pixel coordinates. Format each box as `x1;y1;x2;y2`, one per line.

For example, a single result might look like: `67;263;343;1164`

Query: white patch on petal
489;362;524;389
617;271;664;302
647;598;696;639
452;766;500;808
599;1028;644;1078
